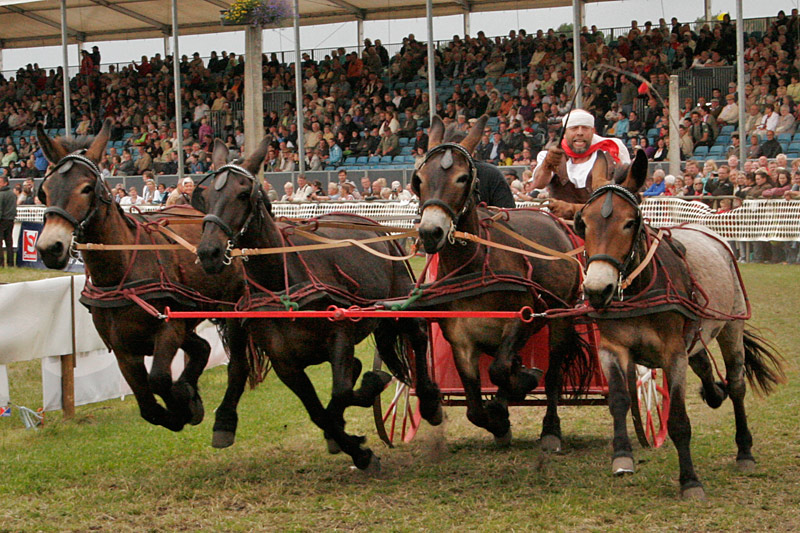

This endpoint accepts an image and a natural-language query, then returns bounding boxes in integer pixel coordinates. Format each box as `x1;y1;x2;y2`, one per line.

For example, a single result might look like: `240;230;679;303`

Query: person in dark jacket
449;130;515;207
760;130;783;159
0;174;18;267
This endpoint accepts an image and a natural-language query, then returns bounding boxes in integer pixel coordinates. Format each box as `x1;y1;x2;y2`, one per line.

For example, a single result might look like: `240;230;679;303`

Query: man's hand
547;198;579;219
543;146;565;170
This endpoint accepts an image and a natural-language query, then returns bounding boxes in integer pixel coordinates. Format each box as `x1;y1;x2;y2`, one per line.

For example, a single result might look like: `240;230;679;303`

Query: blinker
214;171;229;191
440;149;453;170
601;190;614;218
58;160;74;174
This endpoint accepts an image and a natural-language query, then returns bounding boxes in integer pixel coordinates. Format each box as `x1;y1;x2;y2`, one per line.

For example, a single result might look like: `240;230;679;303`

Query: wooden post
61;276;76;419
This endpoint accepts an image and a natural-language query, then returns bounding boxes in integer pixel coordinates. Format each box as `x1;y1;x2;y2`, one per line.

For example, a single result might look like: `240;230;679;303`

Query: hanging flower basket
221;0;291;28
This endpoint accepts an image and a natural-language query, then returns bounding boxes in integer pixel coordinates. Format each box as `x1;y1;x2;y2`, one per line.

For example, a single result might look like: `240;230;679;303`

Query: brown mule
578;150;786;499
414;115;594;449
35;119;248;433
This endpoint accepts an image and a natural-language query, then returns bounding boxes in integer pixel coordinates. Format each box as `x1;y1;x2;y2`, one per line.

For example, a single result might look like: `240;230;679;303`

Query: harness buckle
447;220;456;245
617;271;625;302
222;240;234;266
68;234;80;260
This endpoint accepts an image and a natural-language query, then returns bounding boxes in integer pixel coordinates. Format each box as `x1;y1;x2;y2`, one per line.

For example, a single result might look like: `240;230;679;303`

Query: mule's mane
58;135;96;154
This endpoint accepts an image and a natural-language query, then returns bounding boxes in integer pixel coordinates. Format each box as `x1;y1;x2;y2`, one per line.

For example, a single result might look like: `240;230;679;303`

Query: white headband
562;109;595;129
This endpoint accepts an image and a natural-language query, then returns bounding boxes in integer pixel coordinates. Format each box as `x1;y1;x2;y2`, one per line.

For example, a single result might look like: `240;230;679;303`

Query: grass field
1;264;798;532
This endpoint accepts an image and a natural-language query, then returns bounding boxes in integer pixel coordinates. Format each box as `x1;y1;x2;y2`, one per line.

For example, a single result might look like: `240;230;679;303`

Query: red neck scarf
560;137;621;163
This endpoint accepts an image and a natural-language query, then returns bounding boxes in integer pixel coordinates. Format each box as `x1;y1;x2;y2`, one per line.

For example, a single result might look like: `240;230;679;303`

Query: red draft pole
165;306;540;323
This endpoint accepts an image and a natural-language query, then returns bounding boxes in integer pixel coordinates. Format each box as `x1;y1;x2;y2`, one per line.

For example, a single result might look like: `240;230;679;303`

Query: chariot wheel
372;347;422;447
630;365;670;448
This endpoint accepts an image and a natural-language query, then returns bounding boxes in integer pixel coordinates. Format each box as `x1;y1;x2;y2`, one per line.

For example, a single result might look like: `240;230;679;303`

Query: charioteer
533;109;630;219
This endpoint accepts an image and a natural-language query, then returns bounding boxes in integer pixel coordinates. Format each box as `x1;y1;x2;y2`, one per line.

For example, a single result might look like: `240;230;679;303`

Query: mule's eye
82;185;93;194
456;174;469;184
623;220;636;230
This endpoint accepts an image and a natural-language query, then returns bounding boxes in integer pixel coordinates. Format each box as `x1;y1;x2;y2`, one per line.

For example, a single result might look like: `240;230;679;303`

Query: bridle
415;142;479;229
578;184;644;293
201;163;265;265
40;151;111;251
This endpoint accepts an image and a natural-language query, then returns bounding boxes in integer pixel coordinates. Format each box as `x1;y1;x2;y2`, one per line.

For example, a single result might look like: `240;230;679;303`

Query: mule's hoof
681;486;706;500
541;434;562;453
360;453;382;475
326;438;342;455
211;430;236;449
612;456;635;476
189;397;204;426
494;428;512;447
736;458;756;472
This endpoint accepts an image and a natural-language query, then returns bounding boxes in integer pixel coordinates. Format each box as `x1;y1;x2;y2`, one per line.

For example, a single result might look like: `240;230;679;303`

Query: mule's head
413;115;487;253
576;149;648;308
35;119;113;269
194;137;271;274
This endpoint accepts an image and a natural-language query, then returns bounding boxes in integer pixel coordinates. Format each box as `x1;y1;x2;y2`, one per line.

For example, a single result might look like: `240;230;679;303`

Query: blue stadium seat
789;142;800;152
392;155;405;164
777;133;792;144
780;142;789;153
368;156;381;164
792;133;800;142
647;128;659;138
400;146;413;156
398;137;409;146
693;146;709;157
720;125;735;136
715;135;730;146
356;156;368;164
379;156;393;165
404;155;416;164
344;156;356;165
708;145;725;157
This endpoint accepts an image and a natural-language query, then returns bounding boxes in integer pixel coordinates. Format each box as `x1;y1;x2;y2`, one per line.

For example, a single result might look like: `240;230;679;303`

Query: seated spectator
746;170;773;198
281;182;294;201
717;93;739;125
775;105;796;134
118;151;136;176
760;130;782;159
642;169;667;197
762;169;792;197
377;129;399;157
747;134;763;159
120;186;143;206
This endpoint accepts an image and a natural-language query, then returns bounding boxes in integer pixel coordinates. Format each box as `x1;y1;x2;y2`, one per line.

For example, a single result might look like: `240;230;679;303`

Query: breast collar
416;142;479;224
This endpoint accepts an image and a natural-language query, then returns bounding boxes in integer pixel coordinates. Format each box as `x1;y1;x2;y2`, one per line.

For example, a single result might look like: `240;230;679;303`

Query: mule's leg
688;348;728;409
174;330;211;426
149;321;190;430
664;348;705;499
716;321;755;470
488;319;541;403
212;319;250;448
452;341;511;443
115;351;180;431
598;339;635;475
539;318;577;453
272;359;377;471
400;317;442;425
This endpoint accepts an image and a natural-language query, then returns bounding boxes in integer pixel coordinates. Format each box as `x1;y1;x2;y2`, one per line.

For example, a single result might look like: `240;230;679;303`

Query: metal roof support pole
462;12;470;36
244;25;264;177
704;0;713;24
736;0;746;166
171;0;184;180
669;74;680;177
61;0;72;135
426;0;436;125
357;19;364;53
293;0;306;174
163;35;171;58
572;0;583;108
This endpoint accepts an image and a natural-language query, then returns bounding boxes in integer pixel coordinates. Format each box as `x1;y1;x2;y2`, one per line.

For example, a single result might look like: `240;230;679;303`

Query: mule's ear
460;115;488;154
36;123;68;164
85;118;112;162
590;151;613;189
191;185;207;212
573;209;585;238
212;139;229;170
427;115;445;150
617;149;648;191
241;136;270;174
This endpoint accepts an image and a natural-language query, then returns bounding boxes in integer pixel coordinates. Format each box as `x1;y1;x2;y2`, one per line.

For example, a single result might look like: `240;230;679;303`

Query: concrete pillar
244;25;264;173
426;0;436;125
170;0;184;180
669;75;680;177
704;0;713;24
462;12;470;36
572;0;583;108
60;0;72;134
357;19;364;53
736;0;746;164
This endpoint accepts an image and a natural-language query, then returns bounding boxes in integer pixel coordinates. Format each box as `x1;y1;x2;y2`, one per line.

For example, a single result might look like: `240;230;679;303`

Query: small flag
0;406;11;417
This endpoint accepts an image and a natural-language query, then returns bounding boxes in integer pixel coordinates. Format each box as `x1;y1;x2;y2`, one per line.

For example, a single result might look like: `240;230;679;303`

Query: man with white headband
533;109;630;218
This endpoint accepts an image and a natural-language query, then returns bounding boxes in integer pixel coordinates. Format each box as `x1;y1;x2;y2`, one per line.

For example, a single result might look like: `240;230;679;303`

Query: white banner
0;275;107;365
41;321;229;411
0;365;9;406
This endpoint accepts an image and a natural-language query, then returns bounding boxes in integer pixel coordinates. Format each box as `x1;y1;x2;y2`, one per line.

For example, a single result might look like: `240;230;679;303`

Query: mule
413;115;593;450
193;139;442;471
34;120;249;433
576;149;785;499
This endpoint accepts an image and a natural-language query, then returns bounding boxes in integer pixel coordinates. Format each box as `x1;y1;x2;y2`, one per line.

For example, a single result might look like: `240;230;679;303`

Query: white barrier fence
15;198;800;241
0;275;228;418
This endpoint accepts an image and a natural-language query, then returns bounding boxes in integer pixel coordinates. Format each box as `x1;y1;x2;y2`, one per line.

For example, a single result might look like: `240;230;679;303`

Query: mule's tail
560;322;598;399
743;328;786;396
373;320;414;385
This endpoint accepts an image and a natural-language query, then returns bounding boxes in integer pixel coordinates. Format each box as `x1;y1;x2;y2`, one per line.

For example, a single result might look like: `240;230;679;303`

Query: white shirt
536;135;629;189
292;183;313;202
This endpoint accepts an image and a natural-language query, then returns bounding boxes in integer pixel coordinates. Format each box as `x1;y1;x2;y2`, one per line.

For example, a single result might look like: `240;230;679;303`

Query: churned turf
1;264;798;532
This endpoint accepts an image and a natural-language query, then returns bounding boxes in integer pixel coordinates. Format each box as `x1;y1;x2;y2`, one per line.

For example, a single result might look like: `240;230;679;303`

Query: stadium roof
0;0;607;50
